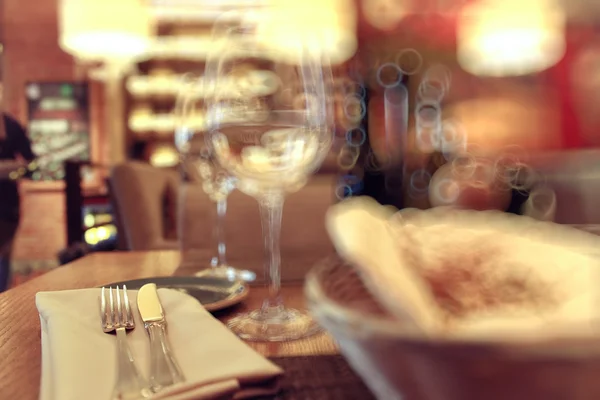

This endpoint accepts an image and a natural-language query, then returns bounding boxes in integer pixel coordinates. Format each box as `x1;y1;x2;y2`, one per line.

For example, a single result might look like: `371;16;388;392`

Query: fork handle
146;322;185;393
113;328;151;400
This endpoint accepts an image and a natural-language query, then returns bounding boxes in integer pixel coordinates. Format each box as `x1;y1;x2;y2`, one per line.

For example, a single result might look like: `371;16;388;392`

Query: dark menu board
26;82;90;181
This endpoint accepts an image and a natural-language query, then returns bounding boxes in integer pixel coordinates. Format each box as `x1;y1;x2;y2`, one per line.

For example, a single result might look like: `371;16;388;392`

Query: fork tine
123;285;134;326
100;287;107;328
116;286;122;327
109;286;115;327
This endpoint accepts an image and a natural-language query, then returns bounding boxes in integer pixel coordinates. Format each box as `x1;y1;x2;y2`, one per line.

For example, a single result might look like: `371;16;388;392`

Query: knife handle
146;322;185;393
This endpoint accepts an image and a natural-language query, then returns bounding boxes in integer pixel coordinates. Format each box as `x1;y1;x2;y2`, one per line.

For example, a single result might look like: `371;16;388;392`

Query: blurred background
1;0;599;286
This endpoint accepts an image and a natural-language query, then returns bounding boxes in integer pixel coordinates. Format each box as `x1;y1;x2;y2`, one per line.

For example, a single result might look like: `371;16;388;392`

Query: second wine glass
175;75;256;282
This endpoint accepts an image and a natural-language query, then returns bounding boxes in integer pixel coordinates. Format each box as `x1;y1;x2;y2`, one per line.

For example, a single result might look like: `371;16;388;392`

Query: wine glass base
227;307;322;342
195;266;256;282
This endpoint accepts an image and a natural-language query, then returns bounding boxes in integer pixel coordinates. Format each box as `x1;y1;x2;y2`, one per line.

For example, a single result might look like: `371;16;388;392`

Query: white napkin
36;288;283;400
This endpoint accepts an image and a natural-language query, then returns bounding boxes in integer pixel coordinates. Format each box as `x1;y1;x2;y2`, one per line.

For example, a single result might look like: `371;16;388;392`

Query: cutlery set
100;284;184;400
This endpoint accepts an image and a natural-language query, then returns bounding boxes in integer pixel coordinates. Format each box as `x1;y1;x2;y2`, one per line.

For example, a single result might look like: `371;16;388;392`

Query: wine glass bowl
206;52;332;195
204;14;334;341
210;124;323;197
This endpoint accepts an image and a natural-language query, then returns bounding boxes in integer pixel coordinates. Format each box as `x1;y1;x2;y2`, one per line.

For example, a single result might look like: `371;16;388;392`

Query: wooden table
0;251;338;400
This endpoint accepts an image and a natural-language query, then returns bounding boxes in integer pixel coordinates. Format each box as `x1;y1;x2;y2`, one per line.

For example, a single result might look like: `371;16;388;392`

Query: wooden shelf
137;59;206;75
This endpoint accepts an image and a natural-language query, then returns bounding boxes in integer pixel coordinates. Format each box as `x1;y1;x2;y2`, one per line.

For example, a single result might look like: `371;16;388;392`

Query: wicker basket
305;256;600;400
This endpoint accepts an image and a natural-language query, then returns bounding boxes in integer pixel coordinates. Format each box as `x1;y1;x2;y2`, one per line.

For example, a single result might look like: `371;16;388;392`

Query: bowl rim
305;256;414;337
305;254;600;359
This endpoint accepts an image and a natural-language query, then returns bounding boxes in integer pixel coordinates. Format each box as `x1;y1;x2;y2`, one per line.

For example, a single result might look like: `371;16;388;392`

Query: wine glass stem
258;194;284;312
214;198;228;268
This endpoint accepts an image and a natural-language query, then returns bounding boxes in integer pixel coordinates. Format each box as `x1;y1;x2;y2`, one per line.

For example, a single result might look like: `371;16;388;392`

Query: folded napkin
36;288;283;400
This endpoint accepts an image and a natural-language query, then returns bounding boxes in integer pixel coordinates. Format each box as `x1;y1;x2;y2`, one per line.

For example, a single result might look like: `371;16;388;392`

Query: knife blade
137;283;185;392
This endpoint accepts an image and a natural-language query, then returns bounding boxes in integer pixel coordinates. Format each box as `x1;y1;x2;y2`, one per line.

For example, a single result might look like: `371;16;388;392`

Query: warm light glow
126;70;279;97
151;0;262;22
457;0;566;76
149;145;179;168
84;214;95;228
362;0;408;31
447;96;561;151
59;0;154;60
255;0;357;65
128;110;264;133
84;224;117;245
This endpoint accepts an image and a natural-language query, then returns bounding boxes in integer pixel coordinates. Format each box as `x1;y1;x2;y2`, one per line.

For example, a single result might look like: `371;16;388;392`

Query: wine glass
203;15;334;341
175;74;256;282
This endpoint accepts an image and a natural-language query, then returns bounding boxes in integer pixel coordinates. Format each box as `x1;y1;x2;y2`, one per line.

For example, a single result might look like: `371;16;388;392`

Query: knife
137;283;185;392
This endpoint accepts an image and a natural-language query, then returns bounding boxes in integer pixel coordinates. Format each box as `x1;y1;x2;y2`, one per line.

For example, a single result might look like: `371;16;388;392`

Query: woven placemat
258;355;376;400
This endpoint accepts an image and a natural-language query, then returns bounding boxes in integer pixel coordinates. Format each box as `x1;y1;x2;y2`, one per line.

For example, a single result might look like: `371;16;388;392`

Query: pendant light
59;0;155;165
59;0;154;62
457;0;566;77
254;0;357;65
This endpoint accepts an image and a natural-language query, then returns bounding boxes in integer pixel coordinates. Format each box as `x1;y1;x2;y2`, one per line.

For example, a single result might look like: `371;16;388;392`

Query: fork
100;286;152;400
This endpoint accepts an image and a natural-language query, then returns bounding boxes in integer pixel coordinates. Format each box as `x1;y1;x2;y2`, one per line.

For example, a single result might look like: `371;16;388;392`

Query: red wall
553;27;600;149
356;10;598;151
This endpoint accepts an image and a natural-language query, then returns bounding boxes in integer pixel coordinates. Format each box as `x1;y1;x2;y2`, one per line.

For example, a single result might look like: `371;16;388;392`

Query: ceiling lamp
362;0;409;31
457;0;566;77
59;0;154;62
59;0;155;165
150;0;262;22
254;0;357;65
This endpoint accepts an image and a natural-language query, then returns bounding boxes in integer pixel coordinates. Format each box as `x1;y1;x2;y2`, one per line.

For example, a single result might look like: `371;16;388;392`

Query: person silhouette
0;112;36;292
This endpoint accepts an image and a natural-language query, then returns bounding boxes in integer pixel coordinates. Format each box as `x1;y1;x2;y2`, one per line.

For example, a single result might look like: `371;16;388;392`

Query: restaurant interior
2;0;600;399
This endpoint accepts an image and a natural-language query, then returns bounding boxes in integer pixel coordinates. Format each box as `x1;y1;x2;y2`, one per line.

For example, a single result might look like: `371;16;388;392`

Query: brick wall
2;0;105;262
2;0;75;119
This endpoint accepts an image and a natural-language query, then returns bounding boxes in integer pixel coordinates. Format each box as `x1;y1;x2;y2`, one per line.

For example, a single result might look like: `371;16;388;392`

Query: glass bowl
305;253;600;400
